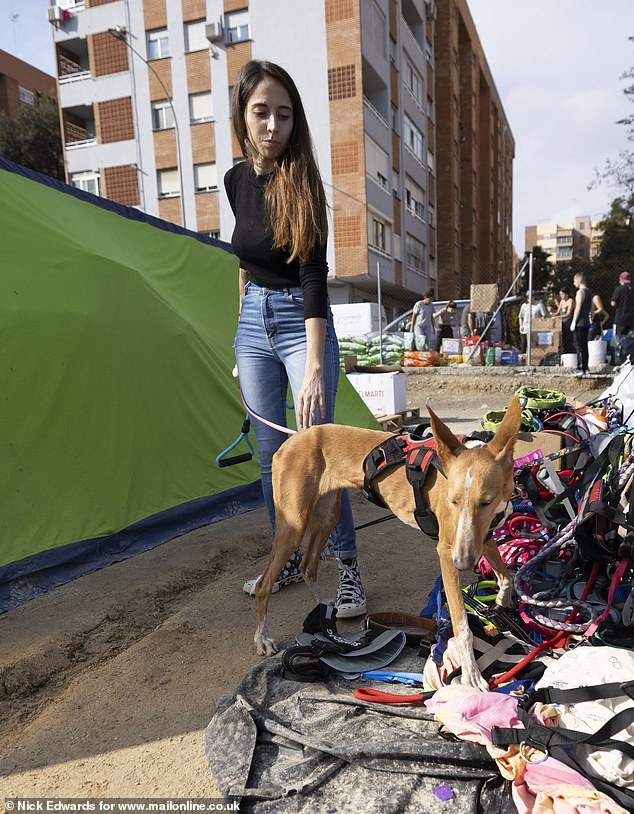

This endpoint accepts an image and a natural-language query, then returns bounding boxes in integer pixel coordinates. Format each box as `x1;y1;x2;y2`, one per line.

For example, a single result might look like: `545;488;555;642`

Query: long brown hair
231;60;328;263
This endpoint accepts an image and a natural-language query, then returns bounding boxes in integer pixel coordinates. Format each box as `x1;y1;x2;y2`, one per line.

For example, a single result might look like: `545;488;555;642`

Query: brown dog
254;398;521;690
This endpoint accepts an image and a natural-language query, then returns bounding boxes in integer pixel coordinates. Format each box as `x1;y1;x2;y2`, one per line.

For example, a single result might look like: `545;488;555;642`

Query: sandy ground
0;371;608;799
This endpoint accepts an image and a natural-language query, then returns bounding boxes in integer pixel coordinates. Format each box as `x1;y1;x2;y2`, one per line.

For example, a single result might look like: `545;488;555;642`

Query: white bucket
561;353;577;369
588;340;607;367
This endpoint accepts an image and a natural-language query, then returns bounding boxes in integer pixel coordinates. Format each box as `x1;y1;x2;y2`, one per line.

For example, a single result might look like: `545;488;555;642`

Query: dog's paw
460;665;490;692
495;587;513;608
255;636;278;657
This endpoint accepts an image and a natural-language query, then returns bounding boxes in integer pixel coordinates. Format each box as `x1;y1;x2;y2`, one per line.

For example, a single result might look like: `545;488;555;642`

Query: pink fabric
425;685;627;814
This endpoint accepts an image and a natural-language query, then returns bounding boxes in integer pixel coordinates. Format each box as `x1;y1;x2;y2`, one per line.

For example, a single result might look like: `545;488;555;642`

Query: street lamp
108;25;186;229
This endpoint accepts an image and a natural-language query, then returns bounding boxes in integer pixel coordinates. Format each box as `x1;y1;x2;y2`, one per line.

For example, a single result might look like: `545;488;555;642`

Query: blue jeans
235;282;357;558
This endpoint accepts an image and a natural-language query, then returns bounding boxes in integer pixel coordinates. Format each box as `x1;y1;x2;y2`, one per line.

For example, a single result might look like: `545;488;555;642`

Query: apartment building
434;0;514;299
525;216;596;264
0;50;56;118
49;0;511;311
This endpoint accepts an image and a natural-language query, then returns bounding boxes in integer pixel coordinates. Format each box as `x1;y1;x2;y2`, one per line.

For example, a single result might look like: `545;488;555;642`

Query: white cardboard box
346;371;407;416
331;303;386;337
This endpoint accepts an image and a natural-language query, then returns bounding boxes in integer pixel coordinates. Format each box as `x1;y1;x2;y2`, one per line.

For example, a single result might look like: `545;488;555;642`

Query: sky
1;0;633;254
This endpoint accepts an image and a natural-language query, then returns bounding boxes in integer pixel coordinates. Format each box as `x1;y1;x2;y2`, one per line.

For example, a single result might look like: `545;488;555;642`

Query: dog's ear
427;404;464;464
487;397;521;464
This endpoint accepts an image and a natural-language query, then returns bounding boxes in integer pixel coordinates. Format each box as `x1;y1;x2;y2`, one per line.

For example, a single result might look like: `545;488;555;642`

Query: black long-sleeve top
224;161;329;320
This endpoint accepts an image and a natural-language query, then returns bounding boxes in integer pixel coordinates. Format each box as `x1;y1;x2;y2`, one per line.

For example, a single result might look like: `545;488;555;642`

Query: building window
225;9;250;43
364;135;389;191
70;170;100;196
184;19;209;52
147;28;169;60
404;55;423;106
18;86;35;105
194;163;218;192
405;175;425;220
404;113;424;162
189;91;213;123
151;100;175;130
157;168;180;198
200;230;220;240
368;212;391;253
406;234;425;273
370;0;387;57
391;104;399;133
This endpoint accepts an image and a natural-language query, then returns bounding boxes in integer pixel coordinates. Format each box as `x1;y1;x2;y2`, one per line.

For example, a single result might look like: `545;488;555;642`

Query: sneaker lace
337;560;364;604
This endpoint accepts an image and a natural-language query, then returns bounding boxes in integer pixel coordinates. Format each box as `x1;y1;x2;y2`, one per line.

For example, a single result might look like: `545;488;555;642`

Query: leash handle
353;687;432;704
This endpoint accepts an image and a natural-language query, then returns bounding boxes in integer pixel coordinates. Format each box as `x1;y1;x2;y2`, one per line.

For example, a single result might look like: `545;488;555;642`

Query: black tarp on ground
205;649;511;813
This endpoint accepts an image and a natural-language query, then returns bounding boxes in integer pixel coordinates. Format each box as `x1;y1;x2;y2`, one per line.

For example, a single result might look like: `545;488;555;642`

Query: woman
410;288;435;349
225;60;366;617
555;286;575;354
589;291;609;341
433;301;457;351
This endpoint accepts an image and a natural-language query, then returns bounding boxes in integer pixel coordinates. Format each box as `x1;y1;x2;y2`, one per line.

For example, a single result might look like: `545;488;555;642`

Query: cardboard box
441;337;462;355
530;317;562;353
346;371;406;416
514;430;562;470
331;303;387;337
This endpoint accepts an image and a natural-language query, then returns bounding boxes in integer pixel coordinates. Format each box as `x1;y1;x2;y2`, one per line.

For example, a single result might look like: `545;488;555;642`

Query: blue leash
215;414;255;468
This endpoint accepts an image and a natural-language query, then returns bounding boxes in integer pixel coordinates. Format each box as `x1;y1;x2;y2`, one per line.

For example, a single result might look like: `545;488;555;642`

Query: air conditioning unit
48;5;63;24
205;21;223;43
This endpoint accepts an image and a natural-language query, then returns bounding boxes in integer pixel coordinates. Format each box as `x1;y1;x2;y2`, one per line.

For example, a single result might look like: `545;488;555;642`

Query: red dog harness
362;433;445;539
362;432;508;541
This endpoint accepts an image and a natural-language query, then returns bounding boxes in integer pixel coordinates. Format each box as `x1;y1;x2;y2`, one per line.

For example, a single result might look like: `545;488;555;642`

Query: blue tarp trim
0;481;264;613
0;158;232;252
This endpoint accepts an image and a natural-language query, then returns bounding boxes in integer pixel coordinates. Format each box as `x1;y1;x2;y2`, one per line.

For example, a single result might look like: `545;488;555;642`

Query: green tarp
0;162;378;572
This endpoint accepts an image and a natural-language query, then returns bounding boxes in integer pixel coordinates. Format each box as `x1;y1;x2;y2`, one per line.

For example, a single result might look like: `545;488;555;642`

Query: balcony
57;39;90;84
63;105;96;149
363;96;389;129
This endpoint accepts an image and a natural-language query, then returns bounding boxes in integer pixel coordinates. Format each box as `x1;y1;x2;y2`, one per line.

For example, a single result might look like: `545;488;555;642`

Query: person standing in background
611;271;634;361
555;286;575;354
570;272;593;375
226;60;366;616
518;293;547;354
433;300;457;351
410;288;435;350
589;291;609;340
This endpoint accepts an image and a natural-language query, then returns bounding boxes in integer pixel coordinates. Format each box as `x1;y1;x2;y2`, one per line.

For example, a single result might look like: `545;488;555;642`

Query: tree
0;94;64;180
597;195;634;260
522;245;555;293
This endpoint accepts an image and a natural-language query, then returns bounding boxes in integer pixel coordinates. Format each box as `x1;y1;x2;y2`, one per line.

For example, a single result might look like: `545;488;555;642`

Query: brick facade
224;0;249;12
434;0;514;297
182;0;207;21
143;0;167;32
96;97;134;143
158;196;182;226
0;51;56;119
326;0;366;279
148;58;173;101
226;41;252;87
185;51;211;94
153;129;177;169
327;65;356;101
102;164;139;207
191;122;215;164
195;191;220;232
90;32;129;77
331;141;359;175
